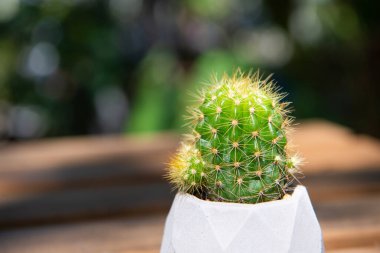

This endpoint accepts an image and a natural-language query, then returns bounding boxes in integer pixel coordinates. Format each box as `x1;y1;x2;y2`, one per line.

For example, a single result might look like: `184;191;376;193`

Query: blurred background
0;0;379;140
0;1;380;253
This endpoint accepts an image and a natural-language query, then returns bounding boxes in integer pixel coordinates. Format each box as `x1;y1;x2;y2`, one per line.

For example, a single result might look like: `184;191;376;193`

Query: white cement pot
161;185;324;253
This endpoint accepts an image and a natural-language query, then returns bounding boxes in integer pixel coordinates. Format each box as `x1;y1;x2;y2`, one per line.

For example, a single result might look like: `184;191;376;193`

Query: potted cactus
161;71;323;253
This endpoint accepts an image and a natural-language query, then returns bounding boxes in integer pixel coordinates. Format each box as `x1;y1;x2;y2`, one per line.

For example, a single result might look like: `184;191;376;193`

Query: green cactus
168;70;300;204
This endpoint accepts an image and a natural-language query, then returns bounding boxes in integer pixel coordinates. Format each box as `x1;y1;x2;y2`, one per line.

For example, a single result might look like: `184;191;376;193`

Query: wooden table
0;120;379;252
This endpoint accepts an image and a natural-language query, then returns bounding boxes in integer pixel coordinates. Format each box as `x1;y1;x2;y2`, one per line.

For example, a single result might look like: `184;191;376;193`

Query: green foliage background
0;0;378;139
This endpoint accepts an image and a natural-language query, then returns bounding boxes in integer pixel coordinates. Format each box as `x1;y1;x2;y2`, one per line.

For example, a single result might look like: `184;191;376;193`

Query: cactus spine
168;71;300;204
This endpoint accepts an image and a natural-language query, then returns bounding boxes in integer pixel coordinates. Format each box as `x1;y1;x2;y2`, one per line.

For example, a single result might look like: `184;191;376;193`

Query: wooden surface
0;119;379;252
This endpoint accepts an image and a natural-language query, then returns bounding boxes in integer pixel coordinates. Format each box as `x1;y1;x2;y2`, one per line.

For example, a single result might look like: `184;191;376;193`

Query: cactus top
168;71;300;204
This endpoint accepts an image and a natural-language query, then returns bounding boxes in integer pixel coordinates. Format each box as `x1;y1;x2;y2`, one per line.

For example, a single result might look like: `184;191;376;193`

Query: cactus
168;71;301;204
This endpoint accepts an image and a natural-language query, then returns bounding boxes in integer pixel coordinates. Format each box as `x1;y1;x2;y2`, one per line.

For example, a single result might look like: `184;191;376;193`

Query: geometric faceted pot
161;186;324;253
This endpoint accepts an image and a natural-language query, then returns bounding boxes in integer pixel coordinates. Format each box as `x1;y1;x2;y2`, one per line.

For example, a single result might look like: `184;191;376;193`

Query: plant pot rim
176;184;306;208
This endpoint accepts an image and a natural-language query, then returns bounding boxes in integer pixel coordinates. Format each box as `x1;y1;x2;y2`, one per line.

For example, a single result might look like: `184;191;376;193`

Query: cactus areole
167;71;301;204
